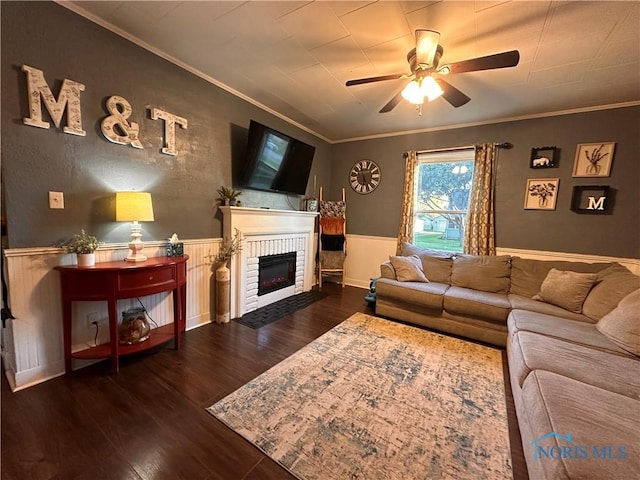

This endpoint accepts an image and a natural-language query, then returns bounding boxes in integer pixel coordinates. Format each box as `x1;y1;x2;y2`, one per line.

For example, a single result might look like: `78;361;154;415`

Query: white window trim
417;148;474;164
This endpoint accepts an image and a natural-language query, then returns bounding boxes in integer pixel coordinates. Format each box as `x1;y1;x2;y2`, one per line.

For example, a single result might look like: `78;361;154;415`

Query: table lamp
115;191;154;262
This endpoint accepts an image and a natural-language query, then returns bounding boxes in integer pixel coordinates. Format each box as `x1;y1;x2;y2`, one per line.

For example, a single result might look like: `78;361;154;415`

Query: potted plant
62;229;102;267
216;186;242;206
206;229;243;323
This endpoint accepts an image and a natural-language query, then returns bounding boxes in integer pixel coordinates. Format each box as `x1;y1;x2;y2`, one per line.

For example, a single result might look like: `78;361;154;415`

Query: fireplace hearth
259;252;297;296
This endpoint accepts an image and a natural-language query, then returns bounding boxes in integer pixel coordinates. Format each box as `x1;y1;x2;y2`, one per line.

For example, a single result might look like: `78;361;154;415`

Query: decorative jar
119;307;151;344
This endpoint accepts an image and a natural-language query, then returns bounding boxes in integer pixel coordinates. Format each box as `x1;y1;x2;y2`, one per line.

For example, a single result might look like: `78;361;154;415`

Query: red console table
55;255;188;374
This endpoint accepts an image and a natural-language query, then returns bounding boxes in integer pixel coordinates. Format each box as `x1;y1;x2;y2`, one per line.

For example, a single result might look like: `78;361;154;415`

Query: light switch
49;191;64;209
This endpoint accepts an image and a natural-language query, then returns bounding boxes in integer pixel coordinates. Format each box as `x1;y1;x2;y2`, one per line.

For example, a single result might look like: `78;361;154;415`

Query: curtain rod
407;142;513;157
413;145;474;155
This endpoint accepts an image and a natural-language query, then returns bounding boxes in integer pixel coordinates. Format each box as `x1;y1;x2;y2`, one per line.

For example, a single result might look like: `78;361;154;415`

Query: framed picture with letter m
571;185;611;214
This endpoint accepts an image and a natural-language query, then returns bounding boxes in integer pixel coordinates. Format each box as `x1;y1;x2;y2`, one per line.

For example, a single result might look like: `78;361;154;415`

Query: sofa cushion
507;309;632;357
508;330;640;399
443;286;511;323
375;278;447;311
533;268;597;313
596;289;640;356
450;254;511;293
389;255;428;282
508;294;593;323
509;257;612;297
521;370;640;480
400;242;453;284
583;264;640;320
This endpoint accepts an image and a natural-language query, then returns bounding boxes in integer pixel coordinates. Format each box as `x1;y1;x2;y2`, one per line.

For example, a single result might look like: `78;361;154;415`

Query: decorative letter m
587;196;606;210
22;65;86;136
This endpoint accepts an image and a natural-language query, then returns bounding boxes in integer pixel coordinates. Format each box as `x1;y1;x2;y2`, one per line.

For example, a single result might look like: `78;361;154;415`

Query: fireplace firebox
258;252;297;296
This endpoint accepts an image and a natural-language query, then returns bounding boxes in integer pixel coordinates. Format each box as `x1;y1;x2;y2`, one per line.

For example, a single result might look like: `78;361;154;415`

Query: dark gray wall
3;2;638;259
332;106;640;258
1;1;332;248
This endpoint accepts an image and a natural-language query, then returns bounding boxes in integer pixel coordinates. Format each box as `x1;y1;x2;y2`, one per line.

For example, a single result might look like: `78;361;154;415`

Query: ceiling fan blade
379;87;406;113
346;73;406;86
443;50;520;75
434;78;471;108
415;29;440;67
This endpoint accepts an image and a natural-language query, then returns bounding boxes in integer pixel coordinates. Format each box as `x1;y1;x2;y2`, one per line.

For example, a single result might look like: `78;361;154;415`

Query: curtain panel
396;151;418;254
464;143;496;255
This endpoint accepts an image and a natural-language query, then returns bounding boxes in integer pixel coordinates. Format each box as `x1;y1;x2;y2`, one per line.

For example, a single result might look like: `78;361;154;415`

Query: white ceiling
64;1;640;143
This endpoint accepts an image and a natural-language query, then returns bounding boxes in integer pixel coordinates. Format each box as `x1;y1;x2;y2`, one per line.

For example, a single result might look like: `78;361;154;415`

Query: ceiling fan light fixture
421;76;444;102
438;65;451;75
415;29;441;67
401;80;425;104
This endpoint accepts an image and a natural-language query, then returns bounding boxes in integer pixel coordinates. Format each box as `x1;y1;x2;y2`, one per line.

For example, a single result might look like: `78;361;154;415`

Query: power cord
136;298;159;329
91;321;99;346
89;299;158;346
285;193;300;211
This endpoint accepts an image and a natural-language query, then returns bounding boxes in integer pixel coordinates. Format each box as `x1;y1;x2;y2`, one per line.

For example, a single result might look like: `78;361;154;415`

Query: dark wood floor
1;283;527;480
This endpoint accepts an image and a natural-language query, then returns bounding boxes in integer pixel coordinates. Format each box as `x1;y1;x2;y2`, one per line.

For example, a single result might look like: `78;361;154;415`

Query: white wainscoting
3;235;637;391
2;239;221;391
342;235;397;289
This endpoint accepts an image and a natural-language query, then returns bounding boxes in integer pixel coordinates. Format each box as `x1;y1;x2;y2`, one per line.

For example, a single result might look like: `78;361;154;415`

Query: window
413;149;475;253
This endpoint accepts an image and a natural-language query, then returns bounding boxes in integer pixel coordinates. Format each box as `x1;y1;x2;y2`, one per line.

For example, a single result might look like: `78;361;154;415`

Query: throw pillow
389;255;429;282
533;268;598;313
582;264;640;320
400;242;453;283
509;257;612;297
596;289;640;356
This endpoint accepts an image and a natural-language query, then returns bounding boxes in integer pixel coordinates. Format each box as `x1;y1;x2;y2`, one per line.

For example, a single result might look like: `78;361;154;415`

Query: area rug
208;312;512;479
234;290;329;329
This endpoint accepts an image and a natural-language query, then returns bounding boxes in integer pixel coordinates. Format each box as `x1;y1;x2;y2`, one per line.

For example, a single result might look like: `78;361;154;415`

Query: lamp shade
421;75;444;102
115;192;154;222
401;80;424;104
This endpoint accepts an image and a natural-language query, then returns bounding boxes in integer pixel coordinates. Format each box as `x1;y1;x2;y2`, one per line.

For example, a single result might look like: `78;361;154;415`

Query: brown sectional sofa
375;243;640;480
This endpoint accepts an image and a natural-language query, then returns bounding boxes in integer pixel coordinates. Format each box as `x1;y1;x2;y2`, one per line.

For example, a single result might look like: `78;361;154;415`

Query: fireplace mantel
220;207;318;318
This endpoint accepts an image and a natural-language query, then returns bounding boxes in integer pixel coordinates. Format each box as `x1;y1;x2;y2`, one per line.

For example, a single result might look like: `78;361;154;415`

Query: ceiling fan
345;30;520;114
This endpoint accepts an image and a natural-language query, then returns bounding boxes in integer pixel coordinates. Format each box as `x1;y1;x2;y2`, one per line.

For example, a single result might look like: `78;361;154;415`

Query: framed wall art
571;185;611;214
530;146;557;168
572;142;615;177
524;178;559;210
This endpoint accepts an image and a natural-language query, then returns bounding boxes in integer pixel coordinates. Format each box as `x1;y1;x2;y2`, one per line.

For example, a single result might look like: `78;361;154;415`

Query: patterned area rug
208;313;512;479
234;290;329;329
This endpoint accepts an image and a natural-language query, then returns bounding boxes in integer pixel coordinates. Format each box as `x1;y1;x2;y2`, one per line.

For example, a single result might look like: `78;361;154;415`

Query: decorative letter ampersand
100;96;143;149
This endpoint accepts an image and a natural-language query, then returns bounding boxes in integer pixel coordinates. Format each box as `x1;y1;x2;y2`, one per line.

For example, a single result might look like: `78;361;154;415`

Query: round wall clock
349;160;381;194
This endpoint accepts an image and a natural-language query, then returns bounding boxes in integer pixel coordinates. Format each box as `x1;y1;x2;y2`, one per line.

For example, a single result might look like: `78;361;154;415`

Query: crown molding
333;101;640;144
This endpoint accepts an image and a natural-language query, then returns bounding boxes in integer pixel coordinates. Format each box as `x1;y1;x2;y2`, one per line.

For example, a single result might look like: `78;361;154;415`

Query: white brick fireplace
220;206;318;319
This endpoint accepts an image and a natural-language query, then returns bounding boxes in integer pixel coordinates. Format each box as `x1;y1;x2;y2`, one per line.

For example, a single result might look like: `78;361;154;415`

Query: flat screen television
238;120;315;196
